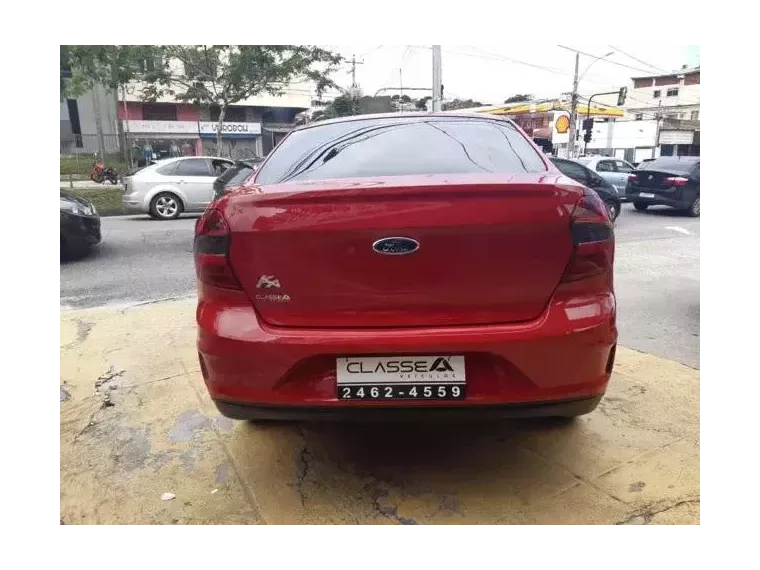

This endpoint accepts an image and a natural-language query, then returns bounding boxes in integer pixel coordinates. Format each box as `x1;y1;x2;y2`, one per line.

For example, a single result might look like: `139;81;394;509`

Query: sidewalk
60;299;699;524
60;179;124;191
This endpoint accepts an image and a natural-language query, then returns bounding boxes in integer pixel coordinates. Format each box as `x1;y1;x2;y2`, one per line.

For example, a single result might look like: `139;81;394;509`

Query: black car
549;157;622;221
212;158;264;201
61;191;101;258
626;156;700;217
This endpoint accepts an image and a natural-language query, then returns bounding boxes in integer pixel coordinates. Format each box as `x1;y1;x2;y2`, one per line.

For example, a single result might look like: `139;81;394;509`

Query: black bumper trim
212;395;603;421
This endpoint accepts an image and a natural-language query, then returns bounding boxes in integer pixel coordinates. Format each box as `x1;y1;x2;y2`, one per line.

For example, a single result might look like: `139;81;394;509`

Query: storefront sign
126;120;198;134
199;122;261;138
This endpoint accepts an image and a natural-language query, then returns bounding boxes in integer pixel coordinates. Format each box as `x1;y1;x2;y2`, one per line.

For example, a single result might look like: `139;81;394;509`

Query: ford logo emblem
372;237;420;255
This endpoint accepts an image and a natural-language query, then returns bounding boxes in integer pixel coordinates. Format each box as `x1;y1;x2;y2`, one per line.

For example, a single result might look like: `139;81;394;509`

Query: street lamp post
568;51;614;158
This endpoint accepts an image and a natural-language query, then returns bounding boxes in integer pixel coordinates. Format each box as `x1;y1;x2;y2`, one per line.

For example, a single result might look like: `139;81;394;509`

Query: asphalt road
60;204;699;368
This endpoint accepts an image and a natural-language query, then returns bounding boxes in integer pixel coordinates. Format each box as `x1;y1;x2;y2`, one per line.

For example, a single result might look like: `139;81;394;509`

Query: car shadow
223;415;597;524
124;214;202;222
627;206;694;218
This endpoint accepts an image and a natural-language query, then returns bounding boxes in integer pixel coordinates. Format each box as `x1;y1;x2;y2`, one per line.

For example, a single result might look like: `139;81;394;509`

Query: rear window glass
254;116;547;185
642;157;699;174
220;163;255;188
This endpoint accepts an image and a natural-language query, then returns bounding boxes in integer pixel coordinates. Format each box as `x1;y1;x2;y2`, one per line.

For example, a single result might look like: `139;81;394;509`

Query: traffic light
582;118;594;131
617;86;628;106
584;131;592;144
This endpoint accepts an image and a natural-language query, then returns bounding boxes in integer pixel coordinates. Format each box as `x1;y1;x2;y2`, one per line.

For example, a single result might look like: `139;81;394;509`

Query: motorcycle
89;157;119;185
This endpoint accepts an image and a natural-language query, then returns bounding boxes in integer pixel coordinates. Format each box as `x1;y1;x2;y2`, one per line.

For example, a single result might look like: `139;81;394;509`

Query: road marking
665;226;691;235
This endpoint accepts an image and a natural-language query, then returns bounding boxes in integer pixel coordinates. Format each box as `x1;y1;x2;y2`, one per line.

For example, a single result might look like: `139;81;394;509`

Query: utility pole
432;45;442;112
348;54;364;88
568;52;579;158
399;68;403;103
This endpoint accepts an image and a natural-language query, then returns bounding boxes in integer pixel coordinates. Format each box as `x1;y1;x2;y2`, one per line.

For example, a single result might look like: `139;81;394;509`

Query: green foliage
442;98;485;111
321;94;360;119
142;45;342;107
61;45;157;100
60;154;126;175
62;188;124;216
504;94;533;103
415;96;431;110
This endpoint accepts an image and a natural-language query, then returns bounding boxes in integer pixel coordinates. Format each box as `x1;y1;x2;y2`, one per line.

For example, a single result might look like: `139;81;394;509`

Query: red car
195;113;617;421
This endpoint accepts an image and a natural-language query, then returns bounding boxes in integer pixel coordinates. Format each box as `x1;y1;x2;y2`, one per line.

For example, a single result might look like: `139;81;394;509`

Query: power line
556;45;657;75
608;45;670;74
420;46;699;111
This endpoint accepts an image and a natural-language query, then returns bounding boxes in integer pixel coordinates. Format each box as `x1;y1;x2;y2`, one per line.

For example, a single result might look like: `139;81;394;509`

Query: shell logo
555;115;570;134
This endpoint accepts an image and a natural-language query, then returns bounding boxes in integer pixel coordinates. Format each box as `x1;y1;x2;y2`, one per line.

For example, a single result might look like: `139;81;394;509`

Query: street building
61;60;316;161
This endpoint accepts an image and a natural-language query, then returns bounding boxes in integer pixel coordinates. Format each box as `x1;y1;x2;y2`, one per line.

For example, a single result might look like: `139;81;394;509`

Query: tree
415;96;431;111
143;45;342;153
320;94;360;119
504;94;533;104
61;45;157;161
442;98;484;111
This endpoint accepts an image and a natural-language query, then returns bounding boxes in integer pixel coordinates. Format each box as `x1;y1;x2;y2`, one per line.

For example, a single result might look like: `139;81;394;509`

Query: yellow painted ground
60;299;699;525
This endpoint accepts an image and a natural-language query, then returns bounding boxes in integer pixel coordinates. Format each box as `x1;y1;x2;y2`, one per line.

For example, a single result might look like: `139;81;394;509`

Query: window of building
143;104;177;121
66;99;82;147
691;110;700;120
653;90;661;98
210;105;246;122
666;88;679;97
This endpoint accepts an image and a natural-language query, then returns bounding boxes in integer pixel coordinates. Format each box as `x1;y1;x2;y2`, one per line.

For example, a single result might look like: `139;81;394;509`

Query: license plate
336;355;466;400
639;192;655;198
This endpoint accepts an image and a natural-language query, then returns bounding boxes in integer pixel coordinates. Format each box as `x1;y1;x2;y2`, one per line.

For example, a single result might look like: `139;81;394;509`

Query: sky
323;45;699;105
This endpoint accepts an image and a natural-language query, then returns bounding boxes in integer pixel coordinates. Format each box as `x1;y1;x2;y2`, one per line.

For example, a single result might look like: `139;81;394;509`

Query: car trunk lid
223;174;582;328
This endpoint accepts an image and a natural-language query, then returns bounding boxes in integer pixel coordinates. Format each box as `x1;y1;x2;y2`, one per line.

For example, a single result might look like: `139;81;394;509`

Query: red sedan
195;113;617;421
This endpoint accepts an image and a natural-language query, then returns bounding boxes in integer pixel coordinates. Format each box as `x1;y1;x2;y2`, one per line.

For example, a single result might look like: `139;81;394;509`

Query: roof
293;111;514;132
632;66;700;80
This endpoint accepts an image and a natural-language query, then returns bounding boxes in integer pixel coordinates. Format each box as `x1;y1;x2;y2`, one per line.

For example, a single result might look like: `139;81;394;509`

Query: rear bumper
213;395;603;421
626;188;696;209
197;289;617;416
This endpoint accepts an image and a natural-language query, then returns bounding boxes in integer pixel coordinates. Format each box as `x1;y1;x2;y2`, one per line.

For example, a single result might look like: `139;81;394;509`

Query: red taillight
561;190;614;283
628;174;637;181
194;208;242;290
664;176;688;186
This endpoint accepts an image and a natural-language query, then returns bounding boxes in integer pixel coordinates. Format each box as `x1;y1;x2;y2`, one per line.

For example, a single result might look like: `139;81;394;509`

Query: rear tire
605;200;620;222
149;192;183;220
686;196;700;217
633;202;649;212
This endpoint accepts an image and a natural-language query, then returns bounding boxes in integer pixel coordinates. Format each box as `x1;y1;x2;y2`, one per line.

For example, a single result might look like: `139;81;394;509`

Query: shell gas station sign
550;111;571;144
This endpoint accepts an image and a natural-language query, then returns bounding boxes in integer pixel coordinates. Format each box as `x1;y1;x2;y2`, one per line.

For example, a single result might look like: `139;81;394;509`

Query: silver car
122;156;234;219
577;156;635;201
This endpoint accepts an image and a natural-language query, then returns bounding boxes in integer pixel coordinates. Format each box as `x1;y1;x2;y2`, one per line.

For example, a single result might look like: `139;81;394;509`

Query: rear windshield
254;116;547;185
218;163;255;188
640;157;699;174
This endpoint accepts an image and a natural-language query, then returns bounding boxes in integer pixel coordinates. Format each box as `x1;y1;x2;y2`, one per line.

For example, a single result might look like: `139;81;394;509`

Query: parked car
61;191;101;258
550;157;622;221
195;113;617;422
212;158;264;201
123;156;235;219
626;156;700;217
577;156;635;201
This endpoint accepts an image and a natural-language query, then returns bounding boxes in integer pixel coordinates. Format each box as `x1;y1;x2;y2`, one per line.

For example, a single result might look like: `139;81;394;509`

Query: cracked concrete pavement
60;298;699;525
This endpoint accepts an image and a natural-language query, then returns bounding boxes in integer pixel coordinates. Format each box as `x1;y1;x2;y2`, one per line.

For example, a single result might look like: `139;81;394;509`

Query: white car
122;156;234;219
576;156;636;201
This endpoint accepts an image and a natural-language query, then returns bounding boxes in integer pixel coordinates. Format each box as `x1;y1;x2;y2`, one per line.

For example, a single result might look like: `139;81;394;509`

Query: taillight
561;189;614;282
664;176;688;186
194;208;241;290
628;174;637;181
